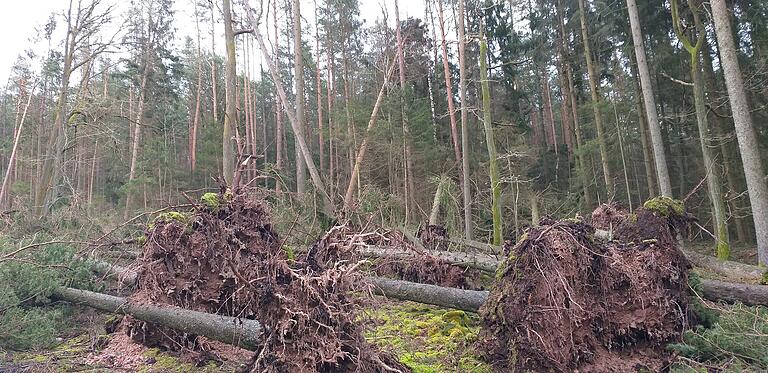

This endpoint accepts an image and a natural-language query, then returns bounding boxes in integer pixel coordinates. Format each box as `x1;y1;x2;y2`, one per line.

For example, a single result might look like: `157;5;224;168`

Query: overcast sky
0;0;429;86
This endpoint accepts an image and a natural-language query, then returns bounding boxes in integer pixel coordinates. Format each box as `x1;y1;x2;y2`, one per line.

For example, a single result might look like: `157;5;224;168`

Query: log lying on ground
367;276;489;313
357;245;499;273
51;287;262;350
684;250;764;283
93;256;768;309
367;277;768;312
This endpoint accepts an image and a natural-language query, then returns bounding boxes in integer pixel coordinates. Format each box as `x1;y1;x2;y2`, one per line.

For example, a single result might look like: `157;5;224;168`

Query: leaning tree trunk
52;287;262;350
711;0;768;265
249;24;334;216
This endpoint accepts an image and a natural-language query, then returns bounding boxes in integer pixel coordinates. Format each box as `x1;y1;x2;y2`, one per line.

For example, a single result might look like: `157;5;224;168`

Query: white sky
0;0;429;86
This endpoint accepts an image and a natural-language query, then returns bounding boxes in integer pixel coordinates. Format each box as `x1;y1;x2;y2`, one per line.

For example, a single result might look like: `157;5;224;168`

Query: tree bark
671;0;730;259
578;0;614;198
479;37;502;246
343;62;396;210
367;277;489;313
456;0;472;239
293;0;306;194
52;287;262;350
626;0;672;197
250;25;334;216
711;0;768;265
436;0;467;235
222;0;237;185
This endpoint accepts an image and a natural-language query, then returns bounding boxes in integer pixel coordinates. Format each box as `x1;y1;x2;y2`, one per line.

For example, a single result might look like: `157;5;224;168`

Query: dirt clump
124;188;408;372
309;223;483;290
478;202;694;372
417;224;449;251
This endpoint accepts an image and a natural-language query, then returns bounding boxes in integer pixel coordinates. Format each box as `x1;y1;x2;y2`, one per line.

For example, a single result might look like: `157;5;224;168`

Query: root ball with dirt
122;188;407;372
478;200;695;372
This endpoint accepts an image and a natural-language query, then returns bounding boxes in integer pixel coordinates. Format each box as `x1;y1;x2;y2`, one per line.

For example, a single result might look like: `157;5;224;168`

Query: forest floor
2;300;490;373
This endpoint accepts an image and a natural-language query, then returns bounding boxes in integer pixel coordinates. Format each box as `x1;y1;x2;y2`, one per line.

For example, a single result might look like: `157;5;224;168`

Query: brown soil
123;187;408;372
309;223;483;290
478;203;695;372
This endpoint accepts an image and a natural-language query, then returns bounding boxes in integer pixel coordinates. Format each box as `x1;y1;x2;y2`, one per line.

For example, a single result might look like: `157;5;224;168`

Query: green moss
136;235;147;246
141;348;202;372
282;245;296;261
153;211;190;226
200;193;220;210
760;271;768;286
715;224;730;261
643;197;685;217
364;302;491;373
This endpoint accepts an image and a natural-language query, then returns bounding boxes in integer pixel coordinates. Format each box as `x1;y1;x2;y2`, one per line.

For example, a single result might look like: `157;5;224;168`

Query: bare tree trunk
671;0;730;259
626;0;672;197
0;86;34;209
124;57;151;220
557;0;592;209
250;25;334;216
210;0;218;124
479;35;503;246
711;0;768;265
222;0;237;185
273;1;284;193
436;0;466;234
578;0;614;198
456;0;473;239
395;0;417;226
314;1;325;176
190;1;203;173
343;62;395;210
293;0;306;195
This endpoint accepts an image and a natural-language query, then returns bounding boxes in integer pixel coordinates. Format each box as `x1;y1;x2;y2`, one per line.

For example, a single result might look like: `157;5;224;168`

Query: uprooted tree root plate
119;188;407;372
478;200;696;372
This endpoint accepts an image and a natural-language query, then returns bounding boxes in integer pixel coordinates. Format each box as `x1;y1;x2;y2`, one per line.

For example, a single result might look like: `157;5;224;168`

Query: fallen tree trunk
368;277;768;312
92;258;768;311
51;287;262;350
684;250;764;283
367;276;489;313
357;245;499;273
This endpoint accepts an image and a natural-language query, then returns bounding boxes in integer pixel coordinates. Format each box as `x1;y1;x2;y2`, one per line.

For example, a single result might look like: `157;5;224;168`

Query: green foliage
668;304;768;370
0;240;95;350
200;192;220;210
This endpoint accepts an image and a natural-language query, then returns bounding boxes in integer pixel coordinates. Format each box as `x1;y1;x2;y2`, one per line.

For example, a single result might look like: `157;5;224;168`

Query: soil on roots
478;203;694;372
309;223;484;290
125;188;408;372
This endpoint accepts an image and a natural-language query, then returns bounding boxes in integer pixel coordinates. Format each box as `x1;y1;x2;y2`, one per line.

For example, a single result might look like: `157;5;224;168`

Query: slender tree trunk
125;57;151;220
190;1;203;173
293;0;306;195
671;0;730;259
251;26;333;216
273;0;284;193
436;0;466;234
456;0;472;239
314;1;325;176
0;86;34;209
578;0;614;197
711;0;768;265
210;0;218;124
222;0;237;185
626;0;672;197
557;0;592;209
628;53;657;198
395;0;417;226
343;62;395;210
480;37;502;246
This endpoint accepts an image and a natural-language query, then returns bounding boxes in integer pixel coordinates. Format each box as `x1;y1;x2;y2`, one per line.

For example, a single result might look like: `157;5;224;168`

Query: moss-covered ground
362;300;490;373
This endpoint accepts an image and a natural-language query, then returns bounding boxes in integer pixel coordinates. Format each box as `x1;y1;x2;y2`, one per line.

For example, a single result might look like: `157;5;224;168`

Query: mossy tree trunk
671;0;730;259
479;36;502;246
